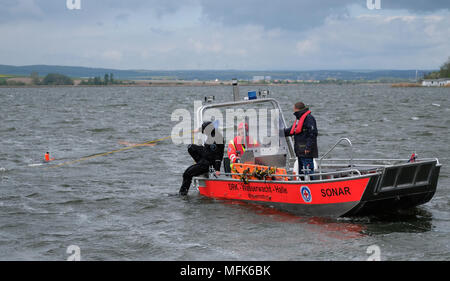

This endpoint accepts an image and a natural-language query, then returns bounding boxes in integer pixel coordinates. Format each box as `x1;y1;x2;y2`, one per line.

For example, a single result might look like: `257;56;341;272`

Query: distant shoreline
4;72;447;88
391;83;422;87
0;81;398;88
391;82;450;88
2;71;435;88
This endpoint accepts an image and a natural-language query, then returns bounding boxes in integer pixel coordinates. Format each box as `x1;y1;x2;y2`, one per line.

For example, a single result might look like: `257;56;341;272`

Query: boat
192;83;441;217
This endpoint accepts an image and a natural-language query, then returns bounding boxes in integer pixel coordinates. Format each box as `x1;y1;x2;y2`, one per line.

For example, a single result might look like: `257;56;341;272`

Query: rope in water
45;131;191;170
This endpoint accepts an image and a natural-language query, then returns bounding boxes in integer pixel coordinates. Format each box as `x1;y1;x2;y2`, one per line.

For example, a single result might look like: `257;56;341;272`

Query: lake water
0;84;448;260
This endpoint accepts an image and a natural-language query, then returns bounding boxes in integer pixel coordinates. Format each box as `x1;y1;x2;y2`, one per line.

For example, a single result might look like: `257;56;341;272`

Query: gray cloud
0;0;448;70
199;0;449;31
199;0;355;31
291;12;450;69
381;0;450;12
0;0;193;23
3;0;448;28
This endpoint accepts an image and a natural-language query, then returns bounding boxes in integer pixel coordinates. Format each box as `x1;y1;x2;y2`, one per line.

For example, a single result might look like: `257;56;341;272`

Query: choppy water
0;84;448;260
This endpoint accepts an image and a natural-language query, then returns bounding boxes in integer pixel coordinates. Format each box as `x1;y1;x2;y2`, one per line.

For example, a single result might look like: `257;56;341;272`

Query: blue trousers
298;157;314;175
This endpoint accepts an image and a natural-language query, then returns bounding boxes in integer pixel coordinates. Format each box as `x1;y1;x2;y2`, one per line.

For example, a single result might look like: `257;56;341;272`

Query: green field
0;74;20;78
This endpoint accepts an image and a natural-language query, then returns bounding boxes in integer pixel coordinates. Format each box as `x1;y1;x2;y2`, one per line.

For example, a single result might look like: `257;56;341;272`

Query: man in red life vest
284;102;318;176
227;122;259;165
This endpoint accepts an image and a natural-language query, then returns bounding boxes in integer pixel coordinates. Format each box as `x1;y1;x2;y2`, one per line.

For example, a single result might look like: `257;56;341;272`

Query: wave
87;128;116;133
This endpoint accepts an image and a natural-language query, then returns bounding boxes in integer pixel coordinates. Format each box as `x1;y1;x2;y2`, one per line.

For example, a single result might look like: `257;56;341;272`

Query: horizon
0;63;439;72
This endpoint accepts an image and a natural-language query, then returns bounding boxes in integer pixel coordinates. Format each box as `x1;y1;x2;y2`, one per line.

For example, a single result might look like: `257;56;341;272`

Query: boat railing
218;168;363;182
318;138;353;175
319;157;440;167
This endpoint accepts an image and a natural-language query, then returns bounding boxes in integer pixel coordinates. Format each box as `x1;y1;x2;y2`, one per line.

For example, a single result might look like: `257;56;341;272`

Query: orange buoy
44;152;55;162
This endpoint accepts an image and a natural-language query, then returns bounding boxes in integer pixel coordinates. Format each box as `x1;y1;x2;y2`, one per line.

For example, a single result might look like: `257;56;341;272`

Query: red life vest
289;110;311;135
227;136;259;163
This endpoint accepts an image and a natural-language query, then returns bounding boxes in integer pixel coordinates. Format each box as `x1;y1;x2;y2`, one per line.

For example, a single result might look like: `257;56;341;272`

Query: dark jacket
188;135;225;171
204;138;225;171
284;108;318;158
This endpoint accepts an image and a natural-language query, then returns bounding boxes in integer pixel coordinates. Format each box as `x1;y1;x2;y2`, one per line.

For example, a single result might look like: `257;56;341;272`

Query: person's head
237;122;248;137
293;102;306;112
201;121;215;137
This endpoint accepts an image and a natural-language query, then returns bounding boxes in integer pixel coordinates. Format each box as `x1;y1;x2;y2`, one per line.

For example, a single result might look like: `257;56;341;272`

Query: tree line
79;73;122;85
21;72;75;85
424;57;450;79
11;72;130;86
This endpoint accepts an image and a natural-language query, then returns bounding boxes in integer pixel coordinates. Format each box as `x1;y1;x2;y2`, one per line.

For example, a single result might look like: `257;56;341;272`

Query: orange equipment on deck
231;163;288;181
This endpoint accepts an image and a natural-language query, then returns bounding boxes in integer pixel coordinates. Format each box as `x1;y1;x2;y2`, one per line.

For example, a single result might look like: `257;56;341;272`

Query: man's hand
215;171;221;177
305;150;310;155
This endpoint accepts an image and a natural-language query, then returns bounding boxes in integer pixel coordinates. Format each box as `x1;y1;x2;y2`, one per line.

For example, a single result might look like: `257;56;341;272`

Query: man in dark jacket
179;121;224;196
284;102;318;176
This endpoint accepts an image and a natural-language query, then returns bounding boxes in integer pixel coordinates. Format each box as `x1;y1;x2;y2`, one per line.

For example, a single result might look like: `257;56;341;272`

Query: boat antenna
232;78;239;101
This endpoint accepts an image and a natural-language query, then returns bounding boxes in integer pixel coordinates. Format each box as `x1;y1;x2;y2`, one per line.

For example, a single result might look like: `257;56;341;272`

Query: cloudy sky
1;0;449;70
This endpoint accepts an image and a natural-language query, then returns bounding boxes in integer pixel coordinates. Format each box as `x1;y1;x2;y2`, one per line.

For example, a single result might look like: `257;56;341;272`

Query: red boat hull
197;176;373;217
195;159;441;216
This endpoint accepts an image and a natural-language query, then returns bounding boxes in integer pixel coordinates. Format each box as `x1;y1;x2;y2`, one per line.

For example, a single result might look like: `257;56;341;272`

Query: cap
201;121;213;134
238;122;248;131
